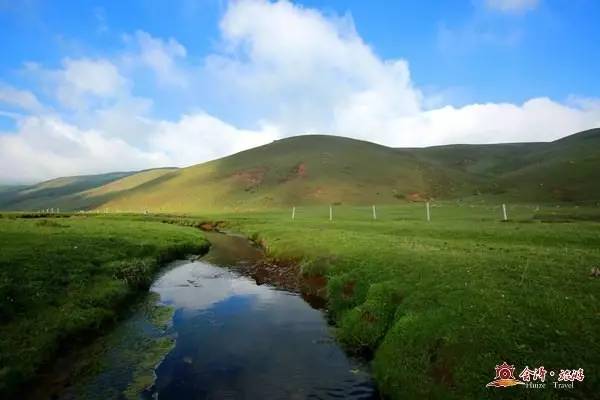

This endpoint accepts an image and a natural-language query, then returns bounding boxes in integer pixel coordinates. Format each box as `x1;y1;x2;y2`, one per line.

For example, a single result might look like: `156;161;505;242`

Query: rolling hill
0;169;178;211
1;129;598;212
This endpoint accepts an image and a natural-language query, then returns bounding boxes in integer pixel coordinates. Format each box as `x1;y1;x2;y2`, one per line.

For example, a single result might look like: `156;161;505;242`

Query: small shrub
111;258;158;289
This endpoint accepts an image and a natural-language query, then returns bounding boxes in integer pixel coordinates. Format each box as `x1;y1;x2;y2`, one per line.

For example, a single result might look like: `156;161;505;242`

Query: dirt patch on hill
279;162;308;184
231;167;268;191
406;192;428;202
309;186;326;199
295;162;307;178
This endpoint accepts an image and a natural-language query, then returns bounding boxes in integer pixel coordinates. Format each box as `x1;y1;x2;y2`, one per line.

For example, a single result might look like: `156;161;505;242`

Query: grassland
1;203;598;399
0;214;208;397
202;203;599;399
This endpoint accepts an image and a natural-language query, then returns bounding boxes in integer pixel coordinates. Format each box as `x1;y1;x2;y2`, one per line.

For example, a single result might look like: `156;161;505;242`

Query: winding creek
45;232;378;399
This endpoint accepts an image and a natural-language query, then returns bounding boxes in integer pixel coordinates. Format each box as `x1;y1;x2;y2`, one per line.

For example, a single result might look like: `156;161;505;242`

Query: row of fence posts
291;202;511;221
38;208;60;213
32;203;511;221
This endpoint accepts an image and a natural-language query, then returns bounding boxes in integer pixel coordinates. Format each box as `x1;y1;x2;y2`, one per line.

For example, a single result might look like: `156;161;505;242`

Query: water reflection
147;233;377;399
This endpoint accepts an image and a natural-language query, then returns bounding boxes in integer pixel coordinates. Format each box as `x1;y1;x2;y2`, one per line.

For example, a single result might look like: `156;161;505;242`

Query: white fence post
329;205;333;221
426;202;431;222
372;205;377;220
502;204;508;221
292;206;296;220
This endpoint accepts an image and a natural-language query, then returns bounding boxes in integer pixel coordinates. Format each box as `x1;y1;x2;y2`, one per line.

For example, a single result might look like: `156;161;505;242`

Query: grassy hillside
0;129;598;212
0;169;177;212
416;128;600;203
97;135;481;212
497;129;600;202
97;130;599;212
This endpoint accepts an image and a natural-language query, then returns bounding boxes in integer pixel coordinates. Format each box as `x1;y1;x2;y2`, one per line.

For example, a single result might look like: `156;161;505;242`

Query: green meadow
208;203;600;399
0;203;599;399
0;215;208;396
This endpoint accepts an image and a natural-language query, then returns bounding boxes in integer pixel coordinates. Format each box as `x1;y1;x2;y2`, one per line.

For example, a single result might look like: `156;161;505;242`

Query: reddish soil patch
295;162;307;178
303;274;327;290
238;259;328;308
309;186;326;199
342;281;356;298
406;192;427;202
300;274;328;306
198;221;226;232
231;167;267;190
278;162;308;184
245;259;300;290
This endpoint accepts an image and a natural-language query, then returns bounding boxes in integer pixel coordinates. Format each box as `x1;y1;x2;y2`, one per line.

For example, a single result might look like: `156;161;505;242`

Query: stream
47;232;378;399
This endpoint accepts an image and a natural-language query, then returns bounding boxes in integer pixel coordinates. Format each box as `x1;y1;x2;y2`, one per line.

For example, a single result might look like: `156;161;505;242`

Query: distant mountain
0;169;177;211
0;129;598;212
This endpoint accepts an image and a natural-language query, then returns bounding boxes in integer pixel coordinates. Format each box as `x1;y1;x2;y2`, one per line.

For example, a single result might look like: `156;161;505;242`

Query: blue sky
0;0;599;183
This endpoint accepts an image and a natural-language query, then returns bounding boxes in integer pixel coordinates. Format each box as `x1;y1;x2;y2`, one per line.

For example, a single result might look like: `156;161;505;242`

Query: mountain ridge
1;129;598;211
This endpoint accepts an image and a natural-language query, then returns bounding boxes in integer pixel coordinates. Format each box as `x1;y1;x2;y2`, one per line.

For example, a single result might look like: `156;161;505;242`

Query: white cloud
0;84;44;112
0;110;279;183
207;0;421;133
150;113;279;166
208;0;598;147
123;30;188;87
0;115;168;183
359;97;600;147
21;58;127;110
1;0;599;184
485;0;540;13
61;58;125;97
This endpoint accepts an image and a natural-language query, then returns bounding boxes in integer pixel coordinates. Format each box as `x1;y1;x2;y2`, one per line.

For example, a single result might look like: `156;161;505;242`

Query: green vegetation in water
0;215;208;397
186;203;599;399
123;336;175;400
28;293;177;400
122;293;176;400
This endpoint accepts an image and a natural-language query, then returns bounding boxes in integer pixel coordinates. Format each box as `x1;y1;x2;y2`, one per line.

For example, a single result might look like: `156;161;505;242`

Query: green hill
496;129;600;202
96;135;480;212
0;129;598;212
0;169;177;211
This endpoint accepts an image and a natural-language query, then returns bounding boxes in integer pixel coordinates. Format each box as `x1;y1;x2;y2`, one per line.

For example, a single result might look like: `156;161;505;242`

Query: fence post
426;202;431;222
502;204;508;221
329;205;333;221
292;206;296;220
372;205;377;220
